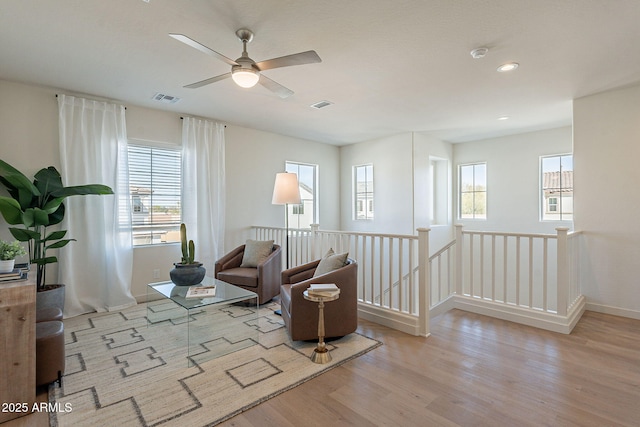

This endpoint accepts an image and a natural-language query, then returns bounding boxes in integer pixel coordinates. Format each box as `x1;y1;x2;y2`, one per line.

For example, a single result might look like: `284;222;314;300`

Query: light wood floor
6;309;640;426
222;310;640;427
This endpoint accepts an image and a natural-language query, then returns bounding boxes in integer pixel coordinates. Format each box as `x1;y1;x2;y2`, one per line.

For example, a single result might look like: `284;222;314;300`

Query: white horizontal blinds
128;143;182;245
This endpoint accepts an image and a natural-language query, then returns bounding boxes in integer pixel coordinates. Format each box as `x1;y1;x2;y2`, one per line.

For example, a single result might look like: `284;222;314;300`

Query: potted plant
169;223;206;286
0;239;27;273
0;159;113;309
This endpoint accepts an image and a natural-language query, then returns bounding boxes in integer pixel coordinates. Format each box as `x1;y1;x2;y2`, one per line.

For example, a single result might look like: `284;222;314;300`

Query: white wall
338;131;454;252
453;126;573;234
573;83;640;318
0;79;340;302
340;133;415;235
0;80;62;272
413;132;454;251
224;125;340;248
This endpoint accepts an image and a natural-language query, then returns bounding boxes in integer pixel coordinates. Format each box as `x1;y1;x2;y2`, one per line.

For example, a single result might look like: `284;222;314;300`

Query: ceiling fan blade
184;73;231;89
169;33;238;66
255;50;321;71
258;75;294;98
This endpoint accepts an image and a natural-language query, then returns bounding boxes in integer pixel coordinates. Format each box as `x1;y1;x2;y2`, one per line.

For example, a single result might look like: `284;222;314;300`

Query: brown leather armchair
280;258;358;341
215;244;282;304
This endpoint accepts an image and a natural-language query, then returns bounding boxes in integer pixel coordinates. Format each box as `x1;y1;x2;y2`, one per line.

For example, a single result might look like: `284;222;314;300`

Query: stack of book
307;283;340;298
0;268;27;283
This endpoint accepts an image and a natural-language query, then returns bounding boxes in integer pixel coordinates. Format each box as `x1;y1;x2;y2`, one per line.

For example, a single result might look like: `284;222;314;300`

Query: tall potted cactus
169;223;206;286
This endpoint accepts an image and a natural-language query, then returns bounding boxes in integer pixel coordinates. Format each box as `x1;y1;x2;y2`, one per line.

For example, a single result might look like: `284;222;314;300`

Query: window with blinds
128;143;182;245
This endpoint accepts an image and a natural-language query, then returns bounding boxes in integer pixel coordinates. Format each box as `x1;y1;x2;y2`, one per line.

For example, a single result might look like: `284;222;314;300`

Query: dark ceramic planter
170;262;206;286
36;284;66;312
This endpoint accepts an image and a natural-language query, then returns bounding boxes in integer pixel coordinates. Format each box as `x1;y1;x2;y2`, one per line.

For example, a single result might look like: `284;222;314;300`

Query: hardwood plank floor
222;310;640;427
6;310;639;426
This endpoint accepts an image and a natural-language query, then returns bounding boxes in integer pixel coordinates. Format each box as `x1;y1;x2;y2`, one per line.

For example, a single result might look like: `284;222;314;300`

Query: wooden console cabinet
0;276;35;423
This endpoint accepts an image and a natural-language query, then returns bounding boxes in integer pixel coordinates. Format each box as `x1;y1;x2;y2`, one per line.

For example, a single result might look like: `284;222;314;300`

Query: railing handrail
252;225;417;241
315;229;418;240
462;230;557;239
430;239;456;261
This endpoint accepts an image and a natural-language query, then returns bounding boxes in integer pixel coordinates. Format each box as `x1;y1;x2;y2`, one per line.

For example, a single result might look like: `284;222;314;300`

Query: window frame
458;162;487;220
353;163;374;221
127;139;183;246
285;161;318;229
540;153;573;222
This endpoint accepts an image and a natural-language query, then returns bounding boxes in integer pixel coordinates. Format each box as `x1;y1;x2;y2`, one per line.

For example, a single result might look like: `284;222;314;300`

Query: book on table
307;283;340;298
0;268;27;282
185;285;216;298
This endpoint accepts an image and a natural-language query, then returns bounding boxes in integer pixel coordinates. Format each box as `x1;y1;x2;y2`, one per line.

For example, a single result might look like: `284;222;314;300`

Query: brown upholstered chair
215;243;282;304
280;258;358;341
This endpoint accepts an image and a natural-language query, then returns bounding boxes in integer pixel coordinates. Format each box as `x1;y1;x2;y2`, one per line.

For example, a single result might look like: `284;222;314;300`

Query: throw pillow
240;239;274;267
313;248;349;277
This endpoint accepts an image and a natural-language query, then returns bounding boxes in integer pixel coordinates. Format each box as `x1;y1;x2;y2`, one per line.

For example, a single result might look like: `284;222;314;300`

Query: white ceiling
2;0;640;145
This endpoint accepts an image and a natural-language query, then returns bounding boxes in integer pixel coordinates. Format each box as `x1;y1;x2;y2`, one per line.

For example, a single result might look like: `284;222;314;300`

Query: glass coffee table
147;277;258;366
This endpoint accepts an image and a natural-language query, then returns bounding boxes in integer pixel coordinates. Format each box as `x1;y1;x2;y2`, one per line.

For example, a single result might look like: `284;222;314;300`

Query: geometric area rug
49;300;381;426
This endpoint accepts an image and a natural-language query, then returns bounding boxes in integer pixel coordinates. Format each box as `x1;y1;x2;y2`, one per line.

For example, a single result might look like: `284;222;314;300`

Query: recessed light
498;116;510;121
497;62;519;72
470;47;489;59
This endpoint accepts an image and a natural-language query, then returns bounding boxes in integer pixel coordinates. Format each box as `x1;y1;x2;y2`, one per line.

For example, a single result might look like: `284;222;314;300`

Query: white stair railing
454;225;584;323
429;239;456;309
252;223;584;335
252;224;431;337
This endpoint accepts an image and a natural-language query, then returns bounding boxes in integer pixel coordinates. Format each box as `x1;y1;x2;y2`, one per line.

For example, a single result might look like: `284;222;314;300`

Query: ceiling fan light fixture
231;68;259;88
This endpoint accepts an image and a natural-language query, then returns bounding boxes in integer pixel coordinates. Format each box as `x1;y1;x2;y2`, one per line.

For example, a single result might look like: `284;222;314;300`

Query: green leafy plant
0;159;113;290
0;239;27;261
180;223;197;264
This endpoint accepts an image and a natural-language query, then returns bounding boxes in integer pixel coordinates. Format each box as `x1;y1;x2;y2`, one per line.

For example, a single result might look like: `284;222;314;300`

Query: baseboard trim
584;302;640;320
429;296;455;318
357;303;426;337
449;294;586;334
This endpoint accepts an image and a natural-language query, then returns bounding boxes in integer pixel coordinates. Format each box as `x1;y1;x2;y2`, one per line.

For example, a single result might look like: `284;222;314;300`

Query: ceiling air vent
152;93;181;104
310;100;333;109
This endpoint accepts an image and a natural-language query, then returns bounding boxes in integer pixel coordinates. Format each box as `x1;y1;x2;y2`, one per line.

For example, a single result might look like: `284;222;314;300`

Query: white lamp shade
231;68;260;88
272;172;301;205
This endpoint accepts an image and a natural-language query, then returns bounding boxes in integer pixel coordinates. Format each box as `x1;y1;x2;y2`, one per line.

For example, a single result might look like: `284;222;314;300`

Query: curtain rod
180;116;226;127
55;94;127;109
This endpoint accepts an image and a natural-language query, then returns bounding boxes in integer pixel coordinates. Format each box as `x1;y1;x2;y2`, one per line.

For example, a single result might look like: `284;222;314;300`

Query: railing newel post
417;227;431;337
455;224;464;296
556;227;569;316
310;224;319;260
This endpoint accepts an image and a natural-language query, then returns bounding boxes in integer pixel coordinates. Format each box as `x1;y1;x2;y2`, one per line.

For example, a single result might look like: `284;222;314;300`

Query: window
459;163;486;219
354;164;374;220
541;154;573;221
285;162;317;229
128;142;182;245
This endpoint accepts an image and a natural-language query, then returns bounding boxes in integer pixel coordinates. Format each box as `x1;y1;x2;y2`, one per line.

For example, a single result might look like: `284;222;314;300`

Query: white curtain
181;117;225;274
57;95;136;317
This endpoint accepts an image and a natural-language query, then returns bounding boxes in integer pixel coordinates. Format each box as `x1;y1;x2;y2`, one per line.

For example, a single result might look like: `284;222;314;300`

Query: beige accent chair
280;258;358;341
215;243;282;304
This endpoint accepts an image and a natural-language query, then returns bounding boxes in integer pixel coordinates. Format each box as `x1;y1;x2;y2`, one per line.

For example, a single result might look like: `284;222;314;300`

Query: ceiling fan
169;29;321;98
